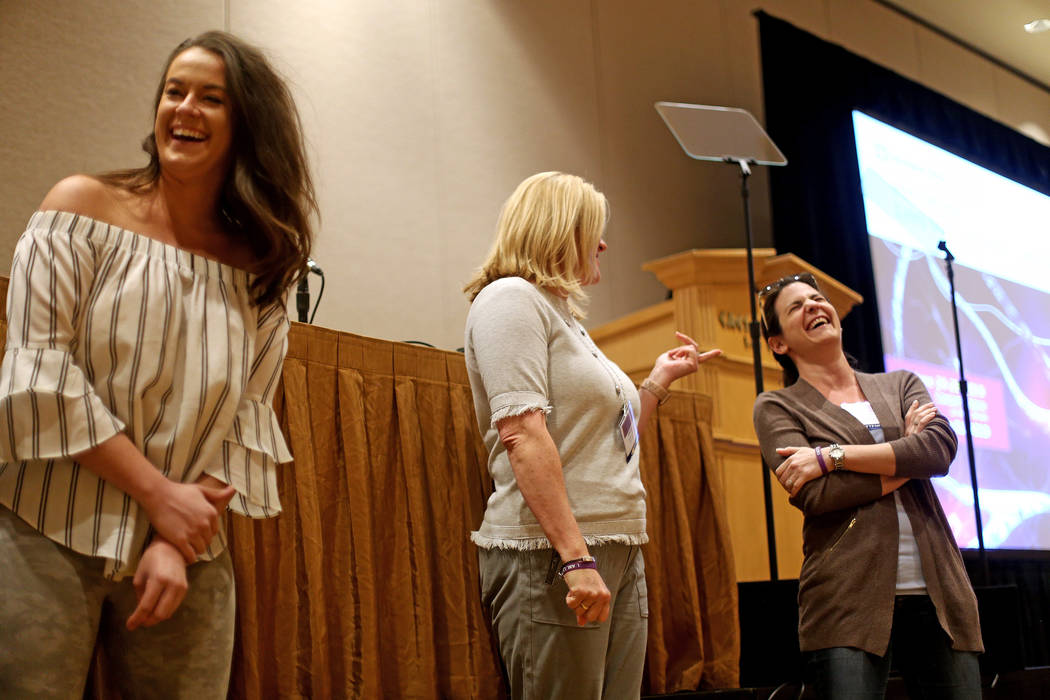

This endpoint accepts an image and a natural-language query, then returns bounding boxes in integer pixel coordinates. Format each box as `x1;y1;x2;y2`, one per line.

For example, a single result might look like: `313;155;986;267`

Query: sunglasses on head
757;272;819;300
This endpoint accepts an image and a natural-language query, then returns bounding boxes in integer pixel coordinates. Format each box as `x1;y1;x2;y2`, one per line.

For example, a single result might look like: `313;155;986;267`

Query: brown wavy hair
99;31;316;307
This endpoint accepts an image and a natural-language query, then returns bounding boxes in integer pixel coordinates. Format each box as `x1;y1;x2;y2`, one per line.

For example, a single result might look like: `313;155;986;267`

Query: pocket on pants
626;547;648;619
529;549;601;628
636;576;649;619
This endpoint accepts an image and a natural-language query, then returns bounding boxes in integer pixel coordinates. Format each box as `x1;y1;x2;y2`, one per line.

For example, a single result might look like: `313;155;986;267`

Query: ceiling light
1024;19;1050;33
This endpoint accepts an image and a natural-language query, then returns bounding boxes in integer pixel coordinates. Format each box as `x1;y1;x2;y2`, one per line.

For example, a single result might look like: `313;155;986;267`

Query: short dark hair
758;273;822;386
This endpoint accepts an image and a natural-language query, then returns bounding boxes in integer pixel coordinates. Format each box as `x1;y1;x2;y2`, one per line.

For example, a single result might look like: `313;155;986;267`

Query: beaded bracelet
640;378;671;405
558;556;597;578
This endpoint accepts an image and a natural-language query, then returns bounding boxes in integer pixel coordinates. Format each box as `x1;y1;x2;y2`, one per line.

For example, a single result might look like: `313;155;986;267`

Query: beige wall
2;0;1049;349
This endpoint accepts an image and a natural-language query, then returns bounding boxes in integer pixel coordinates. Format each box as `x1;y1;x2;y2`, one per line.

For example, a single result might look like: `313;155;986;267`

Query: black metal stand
728;157;778;581
652;102;787;583
937;240;988;584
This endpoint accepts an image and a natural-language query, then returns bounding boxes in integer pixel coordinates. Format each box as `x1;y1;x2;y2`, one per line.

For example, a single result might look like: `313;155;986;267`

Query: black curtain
757;11;1050;668
757;11;1050;376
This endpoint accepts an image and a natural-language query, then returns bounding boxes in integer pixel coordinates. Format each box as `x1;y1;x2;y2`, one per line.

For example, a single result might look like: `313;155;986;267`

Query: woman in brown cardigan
752;272;982;699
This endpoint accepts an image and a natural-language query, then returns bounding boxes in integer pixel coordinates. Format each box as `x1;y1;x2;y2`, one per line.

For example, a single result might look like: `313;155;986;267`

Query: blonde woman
463;171;721;699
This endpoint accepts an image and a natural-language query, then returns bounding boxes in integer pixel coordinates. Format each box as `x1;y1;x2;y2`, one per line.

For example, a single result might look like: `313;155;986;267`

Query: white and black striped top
0;211;293;579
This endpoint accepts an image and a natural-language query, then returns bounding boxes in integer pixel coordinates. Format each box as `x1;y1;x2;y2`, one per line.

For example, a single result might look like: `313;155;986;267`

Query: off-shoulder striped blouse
0;211;293;579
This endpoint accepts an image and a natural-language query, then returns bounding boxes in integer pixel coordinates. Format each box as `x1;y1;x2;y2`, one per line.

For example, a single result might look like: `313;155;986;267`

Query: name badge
618;401;638;463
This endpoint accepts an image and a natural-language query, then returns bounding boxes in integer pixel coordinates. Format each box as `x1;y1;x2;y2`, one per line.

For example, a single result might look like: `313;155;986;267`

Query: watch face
829;445;845;463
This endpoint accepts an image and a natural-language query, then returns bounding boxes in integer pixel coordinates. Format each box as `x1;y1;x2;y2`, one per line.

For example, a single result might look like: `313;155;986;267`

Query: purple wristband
815;445;828;476
558;557;597;577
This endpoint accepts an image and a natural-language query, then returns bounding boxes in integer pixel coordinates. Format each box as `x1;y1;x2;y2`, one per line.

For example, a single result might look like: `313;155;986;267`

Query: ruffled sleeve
0;215;125;461
206;300;292;518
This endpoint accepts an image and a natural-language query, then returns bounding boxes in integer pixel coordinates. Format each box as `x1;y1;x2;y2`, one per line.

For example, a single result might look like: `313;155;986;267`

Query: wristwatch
827;443;846;470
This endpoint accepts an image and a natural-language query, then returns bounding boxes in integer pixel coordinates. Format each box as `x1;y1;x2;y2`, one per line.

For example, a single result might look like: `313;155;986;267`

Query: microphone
296;258;325;324
296;274;310;322
937;240;954;262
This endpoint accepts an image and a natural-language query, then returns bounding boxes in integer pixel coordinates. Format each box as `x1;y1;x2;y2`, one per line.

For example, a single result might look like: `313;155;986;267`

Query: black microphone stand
937;241;988;584
728;156;778;581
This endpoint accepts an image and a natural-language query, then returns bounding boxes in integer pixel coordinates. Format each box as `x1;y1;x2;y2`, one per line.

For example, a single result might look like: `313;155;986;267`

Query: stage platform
643;665;1050;699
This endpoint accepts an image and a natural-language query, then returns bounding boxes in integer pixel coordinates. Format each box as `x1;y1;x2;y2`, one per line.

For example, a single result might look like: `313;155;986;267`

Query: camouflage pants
0;506;236;699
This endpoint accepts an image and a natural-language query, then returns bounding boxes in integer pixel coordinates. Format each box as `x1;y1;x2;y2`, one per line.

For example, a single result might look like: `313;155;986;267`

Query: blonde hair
463;171;608;317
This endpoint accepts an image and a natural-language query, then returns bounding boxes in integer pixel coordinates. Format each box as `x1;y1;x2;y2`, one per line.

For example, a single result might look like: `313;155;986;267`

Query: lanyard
554;302;638;462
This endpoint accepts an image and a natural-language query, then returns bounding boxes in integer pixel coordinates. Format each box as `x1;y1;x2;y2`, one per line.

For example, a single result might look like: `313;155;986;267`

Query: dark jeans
807;595;981;699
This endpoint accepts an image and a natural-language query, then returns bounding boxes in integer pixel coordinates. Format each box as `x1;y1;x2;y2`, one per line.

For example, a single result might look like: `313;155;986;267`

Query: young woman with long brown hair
0;31;315;697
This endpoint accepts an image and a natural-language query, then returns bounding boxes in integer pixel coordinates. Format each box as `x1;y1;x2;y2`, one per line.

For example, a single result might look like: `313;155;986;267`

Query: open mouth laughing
171;127;206;142
806;315;831;331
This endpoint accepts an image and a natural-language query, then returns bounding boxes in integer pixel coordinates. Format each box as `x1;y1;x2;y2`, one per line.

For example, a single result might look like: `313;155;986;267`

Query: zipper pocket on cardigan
827;516;857;553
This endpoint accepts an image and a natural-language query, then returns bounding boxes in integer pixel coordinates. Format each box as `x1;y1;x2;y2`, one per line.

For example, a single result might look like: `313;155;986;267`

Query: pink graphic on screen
884;356;1010;451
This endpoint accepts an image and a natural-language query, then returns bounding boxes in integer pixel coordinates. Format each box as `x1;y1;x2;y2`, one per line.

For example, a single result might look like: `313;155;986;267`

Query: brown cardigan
753;370;983;656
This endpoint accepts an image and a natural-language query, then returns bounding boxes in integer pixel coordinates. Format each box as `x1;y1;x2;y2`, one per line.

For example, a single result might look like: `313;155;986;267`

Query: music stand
655;101;787;579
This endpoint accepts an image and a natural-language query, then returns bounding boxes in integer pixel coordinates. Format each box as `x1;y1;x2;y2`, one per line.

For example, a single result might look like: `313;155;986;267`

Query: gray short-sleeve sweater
464;277;647;550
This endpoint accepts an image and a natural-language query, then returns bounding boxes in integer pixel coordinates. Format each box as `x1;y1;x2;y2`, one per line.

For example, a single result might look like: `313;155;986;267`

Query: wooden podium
591;249;862;581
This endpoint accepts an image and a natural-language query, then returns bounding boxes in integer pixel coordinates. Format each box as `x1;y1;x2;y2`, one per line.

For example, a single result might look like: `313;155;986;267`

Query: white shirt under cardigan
464;276;647;550
839;400;928;594
0;211;293;579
